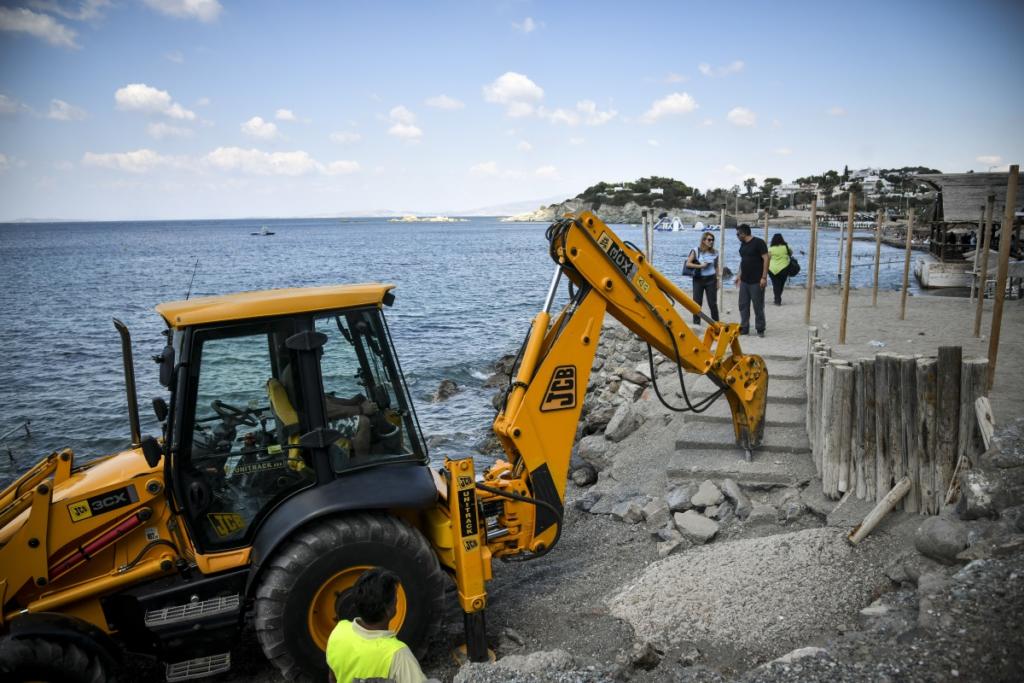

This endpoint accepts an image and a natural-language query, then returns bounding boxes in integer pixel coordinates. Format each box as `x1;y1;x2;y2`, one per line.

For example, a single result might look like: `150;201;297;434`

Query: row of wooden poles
802;164;1019;392
805;330;988;512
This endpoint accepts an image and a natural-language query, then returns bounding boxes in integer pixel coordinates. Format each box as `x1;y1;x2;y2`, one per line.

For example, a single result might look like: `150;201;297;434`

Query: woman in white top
684;231;720;325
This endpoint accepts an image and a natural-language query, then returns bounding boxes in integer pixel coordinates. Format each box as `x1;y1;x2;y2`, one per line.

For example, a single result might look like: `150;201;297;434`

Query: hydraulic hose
475;482;562;563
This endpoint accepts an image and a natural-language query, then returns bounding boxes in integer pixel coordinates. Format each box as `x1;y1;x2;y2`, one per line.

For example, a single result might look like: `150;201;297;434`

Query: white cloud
425;94;464;110
827;106;847;117
323;160;360;175
726;107;756;127
330;131;362;144
774;147;793;156
275;108;296;122
576;100;617;126
142;0;222;22
30;0;111;22
0;7;78;48
513;17;538;33
700;118;714;127
53;160;74;171
241;116;279;140
664;72;688;83
648;139;660;147
517;141;532;152
771;119;782;128
387;106;422;140
540;107;579;126
641;92;698;123
470;161;499;177
196;97;211;107
204;147;317;176
534;165;558;179
698;60;744;77
115;83;196;120
47;99;86;121
0;153;10;171
164;50;184;64
568;137;584;145
483;72;544;118
976;155;1001;165
82;149;176;174
147;122;193;139
0;94;20;114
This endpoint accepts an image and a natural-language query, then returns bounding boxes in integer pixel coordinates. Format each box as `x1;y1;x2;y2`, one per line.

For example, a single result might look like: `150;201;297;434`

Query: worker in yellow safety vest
326;568;427;683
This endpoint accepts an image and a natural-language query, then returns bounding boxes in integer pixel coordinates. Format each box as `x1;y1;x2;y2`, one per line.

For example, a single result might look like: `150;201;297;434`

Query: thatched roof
914;172;1024;223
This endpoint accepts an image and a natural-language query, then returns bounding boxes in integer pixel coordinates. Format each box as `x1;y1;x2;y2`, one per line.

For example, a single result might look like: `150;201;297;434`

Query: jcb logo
541;365;576;412
208;512;246;538
457;475;474;490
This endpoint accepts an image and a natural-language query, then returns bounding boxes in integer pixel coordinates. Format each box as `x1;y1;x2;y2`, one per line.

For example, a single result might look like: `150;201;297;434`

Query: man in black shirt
734;223;769;337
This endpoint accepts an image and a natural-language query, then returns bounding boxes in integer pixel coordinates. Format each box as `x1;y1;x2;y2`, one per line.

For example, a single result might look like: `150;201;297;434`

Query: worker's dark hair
349;568;399;624
736;223;752;236
770;233;787;247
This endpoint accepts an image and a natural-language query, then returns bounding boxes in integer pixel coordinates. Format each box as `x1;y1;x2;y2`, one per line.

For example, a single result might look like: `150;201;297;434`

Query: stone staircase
666;353;815;489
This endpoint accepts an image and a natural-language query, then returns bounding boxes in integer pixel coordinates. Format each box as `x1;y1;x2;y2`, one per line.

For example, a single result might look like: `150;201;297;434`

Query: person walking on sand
685;231;720;325
767;233;792;306
327;568;427;683
734;224;769;337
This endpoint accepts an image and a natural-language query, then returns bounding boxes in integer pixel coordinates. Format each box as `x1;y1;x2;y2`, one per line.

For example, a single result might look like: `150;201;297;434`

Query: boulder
745;503;779;526
654;524;683;543
483;354;517;387
914;516;969;564
432;379;459;402
574;490;601;513
642;497;671;529
576;434;613;472
657;538;685;558
691;480;724;508
620;368;650;387
720;479;752;519
611;499;645;524
571;465;598;487
617;379;644;402
673;510;719;544
956;469;998;520
666;483;698;512
605;403;643;442
583;401;617;434
711;500;735;522
623;641;662;671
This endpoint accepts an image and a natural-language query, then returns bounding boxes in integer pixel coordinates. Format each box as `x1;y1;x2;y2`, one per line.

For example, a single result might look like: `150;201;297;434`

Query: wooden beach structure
913;172;1024;291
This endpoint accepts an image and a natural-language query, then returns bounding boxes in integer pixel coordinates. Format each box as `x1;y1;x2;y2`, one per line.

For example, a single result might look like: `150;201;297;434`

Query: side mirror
140;435;162;468
157;345;175;388
152;397;168;422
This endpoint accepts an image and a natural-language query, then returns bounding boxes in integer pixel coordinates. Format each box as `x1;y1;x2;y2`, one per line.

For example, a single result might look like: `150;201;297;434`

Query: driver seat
266;378;307;471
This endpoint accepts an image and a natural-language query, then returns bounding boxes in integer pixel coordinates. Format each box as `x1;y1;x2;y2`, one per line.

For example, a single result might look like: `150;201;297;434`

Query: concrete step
676;423;810;455
668;447;817;488
671;377;806;406
694;398;805;426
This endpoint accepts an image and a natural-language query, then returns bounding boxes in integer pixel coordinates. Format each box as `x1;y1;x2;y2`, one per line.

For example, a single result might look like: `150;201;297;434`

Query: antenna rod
185;258;199;300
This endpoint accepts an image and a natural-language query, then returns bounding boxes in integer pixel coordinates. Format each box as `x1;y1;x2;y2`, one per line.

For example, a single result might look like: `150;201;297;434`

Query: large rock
620;368;650;387
432;379;459;401
666;483;698;512
605;402;643;442
674;510;719;544
642;497;671;529
721;479;752;520
914;516;969;564
691;480;725;508
617;379;644;402
576;434;613;471
611;499;645;524
956;469;998;520
571;465;598;487
745;503;779;526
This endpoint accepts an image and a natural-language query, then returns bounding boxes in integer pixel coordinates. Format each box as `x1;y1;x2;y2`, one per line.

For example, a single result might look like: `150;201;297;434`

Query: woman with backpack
767;233;793;306
684;231;720;325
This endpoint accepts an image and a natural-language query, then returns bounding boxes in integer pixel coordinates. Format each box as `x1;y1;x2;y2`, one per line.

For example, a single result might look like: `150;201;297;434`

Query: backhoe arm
443;211;767;661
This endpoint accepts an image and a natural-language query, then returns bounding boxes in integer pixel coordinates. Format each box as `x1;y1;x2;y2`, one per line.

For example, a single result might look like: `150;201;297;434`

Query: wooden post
899;210;914;320
839;193;856;344
848;477;911;545
975;396;994;451
900;355;919;513
813;349;830;473
970;205;985;303
873;352;895;500
915;357;938;515
861;357;877;502
973;195;995;338
763;196;770;242
935;346;962;510
836;363;854;494
719;207;726;314
852;360;866;499
805;196;819;324
641;210;650;262
956;358;989;467
820;361;837;494
885;355;906;509
987;165;1020;390
872;209;883;306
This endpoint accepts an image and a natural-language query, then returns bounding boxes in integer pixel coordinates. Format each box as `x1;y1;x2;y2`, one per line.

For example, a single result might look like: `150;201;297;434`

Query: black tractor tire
0;636;110;683
254;512;447;681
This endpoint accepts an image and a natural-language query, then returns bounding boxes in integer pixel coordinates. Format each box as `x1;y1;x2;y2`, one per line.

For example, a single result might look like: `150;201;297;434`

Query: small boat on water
251;225;275;236
653;214;684;232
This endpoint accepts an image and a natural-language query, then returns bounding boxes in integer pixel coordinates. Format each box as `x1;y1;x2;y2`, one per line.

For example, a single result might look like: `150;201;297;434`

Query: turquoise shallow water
0;217;914;482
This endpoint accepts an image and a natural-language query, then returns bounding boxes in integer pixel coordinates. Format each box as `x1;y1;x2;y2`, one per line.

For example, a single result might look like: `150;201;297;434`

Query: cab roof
156;283;395;329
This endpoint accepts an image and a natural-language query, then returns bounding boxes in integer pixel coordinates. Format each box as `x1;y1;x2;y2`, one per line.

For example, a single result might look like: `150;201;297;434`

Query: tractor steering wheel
211;399;259;426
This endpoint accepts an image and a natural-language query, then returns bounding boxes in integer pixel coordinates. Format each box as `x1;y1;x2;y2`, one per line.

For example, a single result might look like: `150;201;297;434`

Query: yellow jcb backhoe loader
0;211;766;681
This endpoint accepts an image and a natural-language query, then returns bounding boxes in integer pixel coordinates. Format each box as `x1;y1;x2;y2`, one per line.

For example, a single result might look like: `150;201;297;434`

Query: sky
0;0;1022;221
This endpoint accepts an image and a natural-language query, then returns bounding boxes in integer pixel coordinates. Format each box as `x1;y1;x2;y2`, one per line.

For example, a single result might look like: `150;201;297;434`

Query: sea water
0;218;915;482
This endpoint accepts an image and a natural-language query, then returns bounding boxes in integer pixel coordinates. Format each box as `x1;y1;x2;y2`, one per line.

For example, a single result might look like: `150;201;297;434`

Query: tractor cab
156;284;428;554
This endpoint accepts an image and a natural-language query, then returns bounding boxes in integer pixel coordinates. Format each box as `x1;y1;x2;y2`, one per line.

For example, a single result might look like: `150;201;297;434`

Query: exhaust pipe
113;319;142;449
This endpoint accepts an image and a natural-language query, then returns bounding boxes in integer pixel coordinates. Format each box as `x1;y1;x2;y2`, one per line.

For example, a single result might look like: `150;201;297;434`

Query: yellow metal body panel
156;283;395;329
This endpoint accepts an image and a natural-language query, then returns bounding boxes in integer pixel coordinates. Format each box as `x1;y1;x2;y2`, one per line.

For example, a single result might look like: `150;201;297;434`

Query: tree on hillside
842;165;849;182
744;177;757;196
761;177;782;196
